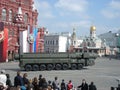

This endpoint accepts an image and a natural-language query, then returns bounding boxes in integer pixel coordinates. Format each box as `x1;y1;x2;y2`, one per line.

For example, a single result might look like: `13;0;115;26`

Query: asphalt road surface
0;57;120;90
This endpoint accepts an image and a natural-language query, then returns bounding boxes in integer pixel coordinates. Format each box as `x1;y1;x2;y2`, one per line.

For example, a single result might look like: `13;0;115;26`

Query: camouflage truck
14;52;98;71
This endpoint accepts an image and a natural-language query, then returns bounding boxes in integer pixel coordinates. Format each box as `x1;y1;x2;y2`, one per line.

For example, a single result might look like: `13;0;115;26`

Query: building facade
98;31;117;48
71;28;83;47
71;26;106;56
98;31;119;55
0;0;38;62
44;34;68;53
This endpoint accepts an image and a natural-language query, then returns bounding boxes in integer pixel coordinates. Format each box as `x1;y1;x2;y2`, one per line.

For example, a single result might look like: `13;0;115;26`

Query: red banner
2;28;8;62
36;32;40;52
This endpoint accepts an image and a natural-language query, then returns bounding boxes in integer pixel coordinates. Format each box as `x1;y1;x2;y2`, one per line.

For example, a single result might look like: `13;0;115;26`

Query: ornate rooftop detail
90;26;96;31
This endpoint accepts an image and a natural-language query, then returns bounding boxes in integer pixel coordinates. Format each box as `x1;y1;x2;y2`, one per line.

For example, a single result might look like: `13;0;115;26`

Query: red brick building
0;0;38;62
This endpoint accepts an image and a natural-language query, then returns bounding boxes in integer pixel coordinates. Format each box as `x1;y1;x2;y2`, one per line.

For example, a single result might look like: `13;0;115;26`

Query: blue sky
34;0;120;36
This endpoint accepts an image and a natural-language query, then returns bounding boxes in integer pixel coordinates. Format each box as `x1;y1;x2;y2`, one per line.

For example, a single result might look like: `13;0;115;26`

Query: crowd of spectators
0;70;97;90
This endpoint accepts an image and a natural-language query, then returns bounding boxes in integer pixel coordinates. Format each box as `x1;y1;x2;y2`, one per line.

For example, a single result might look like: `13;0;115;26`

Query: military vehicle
14;52;98;71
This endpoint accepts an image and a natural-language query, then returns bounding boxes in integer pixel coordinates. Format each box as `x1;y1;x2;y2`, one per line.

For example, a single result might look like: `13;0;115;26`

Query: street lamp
103;39;106;56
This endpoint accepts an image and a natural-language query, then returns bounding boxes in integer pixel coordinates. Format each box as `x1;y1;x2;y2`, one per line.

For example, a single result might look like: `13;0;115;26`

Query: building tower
14;1;24;55
71;27;77;46
14;2;24;24
90;26;96;38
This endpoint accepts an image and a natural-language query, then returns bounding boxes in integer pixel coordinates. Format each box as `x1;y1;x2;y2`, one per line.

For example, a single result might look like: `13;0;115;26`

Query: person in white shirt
0;70;7;88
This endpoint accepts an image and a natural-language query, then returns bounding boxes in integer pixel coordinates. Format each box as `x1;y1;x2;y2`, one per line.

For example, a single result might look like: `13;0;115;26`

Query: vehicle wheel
71;64;77;70
25;65;32;71
33;65;39;71
55;64;62;70
47;64;53;70
40;64;46;71
63;64;69;70
77;64;83;70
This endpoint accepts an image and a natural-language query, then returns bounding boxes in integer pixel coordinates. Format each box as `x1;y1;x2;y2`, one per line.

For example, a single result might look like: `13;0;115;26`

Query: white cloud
101;0;120;19
110;0;120;10
33;0;92;36
101;10;120;19
53;22;69;28
70;20;91;29
47;19;91;33
34;1;55;19
55;0;88;12
34;1;51;10
56;20;91;29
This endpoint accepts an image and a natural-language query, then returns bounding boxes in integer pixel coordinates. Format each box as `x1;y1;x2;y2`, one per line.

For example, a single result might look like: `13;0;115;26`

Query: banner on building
33;27;38;52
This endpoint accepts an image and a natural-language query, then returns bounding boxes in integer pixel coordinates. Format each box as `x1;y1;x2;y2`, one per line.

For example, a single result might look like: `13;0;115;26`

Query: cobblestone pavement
0;57;120;90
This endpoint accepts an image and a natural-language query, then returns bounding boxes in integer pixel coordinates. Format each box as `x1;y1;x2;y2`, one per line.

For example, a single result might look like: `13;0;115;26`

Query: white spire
15;6;23;23
18;7;22;15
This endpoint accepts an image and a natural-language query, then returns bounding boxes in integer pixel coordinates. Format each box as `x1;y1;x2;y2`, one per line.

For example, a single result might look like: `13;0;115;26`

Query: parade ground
0;57;120;90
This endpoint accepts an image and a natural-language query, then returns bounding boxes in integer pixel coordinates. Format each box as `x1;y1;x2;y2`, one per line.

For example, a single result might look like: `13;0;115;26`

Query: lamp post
103;39;106;56
15;42;20;61
17;24;21;55
17;24;24;60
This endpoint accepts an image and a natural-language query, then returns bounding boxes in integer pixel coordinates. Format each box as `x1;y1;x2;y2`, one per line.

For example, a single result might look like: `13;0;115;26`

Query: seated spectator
41;78;48;90
14;71;24;87
47;86;53;90
23;73;29;89
67;80;73;90
27;79;34;90
32;77;39;90
52;77;60;90
89;82;97;90
21;85;27;90
14;71;26;90
6;74;12;90
48;80;53;89
38;74;43;89
16;86;21;90
61;79;66;90
0;85;4;90
0;70;7;89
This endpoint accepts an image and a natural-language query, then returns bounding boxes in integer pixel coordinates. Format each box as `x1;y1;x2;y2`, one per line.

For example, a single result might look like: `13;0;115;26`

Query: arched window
9;10;12;21
24;13;28;23
2;8;7;21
